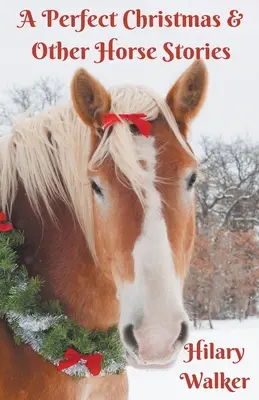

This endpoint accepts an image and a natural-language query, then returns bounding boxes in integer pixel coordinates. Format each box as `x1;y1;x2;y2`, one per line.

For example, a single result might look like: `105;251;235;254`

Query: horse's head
71;61;208;369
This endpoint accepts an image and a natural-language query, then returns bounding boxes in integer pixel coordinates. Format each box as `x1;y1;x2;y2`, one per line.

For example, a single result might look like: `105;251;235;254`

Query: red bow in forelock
0;211;13;232
57;349;103;376
103;113;151;138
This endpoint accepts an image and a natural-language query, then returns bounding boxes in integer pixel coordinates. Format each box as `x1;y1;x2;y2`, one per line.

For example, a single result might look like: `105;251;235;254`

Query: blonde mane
0;86;194;259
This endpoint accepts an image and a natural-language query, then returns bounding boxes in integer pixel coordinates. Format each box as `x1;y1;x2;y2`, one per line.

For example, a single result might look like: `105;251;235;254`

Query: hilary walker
180;340;250;392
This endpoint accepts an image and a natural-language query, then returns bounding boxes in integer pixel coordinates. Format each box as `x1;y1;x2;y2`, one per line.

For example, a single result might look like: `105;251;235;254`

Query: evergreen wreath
0;215;126;378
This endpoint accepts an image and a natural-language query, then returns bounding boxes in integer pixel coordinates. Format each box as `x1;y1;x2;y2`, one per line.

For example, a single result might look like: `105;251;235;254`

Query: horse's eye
187;173;197;190
91;181;103;196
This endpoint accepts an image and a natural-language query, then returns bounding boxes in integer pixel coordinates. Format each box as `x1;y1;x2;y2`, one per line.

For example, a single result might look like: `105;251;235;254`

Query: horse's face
71;61;208;369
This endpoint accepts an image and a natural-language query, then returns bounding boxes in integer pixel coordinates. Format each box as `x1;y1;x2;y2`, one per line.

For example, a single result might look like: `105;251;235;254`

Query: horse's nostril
123;324;138;352
177;321;189;343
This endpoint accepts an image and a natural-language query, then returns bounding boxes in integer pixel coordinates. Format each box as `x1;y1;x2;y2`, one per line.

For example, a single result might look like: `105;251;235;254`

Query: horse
0;60;208;399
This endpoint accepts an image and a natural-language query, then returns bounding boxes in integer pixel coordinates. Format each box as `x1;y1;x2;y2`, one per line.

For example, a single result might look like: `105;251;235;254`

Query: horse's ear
166;60;208;137
71;68;111;127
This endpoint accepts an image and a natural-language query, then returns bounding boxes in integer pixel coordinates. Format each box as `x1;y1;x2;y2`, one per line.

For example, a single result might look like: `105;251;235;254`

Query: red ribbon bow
0;211;13;232
57;348;103;376
103;113;151;138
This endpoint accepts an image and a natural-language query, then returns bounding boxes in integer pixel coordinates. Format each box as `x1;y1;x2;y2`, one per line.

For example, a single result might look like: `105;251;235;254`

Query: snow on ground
128;318;259;399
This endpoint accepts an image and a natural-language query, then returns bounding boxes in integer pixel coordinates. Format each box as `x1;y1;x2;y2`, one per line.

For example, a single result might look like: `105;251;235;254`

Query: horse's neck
10;186;119;331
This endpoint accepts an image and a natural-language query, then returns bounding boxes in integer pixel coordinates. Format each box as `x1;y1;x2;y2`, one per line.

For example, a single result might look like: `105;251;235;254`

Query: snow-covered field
128;318;259;399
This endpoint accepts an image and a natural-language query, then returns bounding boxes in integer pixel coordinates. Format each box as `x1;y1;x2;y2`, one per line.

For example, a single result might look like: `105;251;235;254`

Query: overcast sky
1;0;258;152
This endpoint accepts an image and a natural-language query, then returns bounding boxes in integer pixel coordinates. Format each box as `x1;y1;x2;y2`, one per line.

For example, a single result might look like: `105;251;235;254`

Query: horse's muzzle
122;319;189;367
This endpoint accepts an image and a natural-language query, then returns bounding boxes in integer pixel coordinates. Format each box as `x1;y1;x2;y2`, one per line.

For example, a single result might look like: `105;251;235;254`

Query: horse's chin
125;351;176;371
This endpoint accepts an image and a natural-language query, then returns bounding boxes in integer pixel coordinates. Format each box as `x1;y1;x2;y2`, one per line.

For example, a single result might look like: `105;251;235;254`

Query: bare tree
185;137;259;326
197;137;259;232
185;228;259;326
0;77;64;127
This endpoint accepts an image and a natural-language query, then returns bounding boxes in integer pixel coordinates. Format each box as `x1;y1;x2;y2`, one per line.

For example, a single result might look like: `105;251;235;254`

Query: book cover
0;1;258;399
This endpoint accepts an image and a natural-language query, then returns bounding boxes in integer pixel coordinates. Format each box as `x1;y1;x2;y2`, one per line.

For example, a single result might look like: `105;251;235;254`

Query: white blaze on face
118;136;188;364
